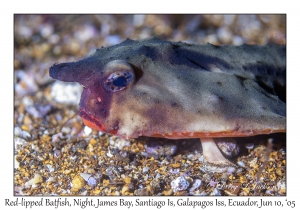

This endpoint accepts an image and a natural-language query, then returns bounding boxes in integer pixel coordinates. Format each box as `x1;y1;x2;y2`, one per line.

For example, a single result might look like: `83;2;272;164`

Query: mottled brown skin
50;37;286;169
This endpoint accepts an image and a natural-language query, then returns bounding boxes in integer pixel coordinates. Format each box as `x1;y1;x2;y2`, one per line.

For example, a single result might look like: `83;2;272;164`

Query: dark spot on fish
186;57;210;71
274;80;286;102
170;102;177;107
138;45;160;61
154;99;160;104
170;47;231;72
218;96;224;101
131;64;144;82
255;76;275;95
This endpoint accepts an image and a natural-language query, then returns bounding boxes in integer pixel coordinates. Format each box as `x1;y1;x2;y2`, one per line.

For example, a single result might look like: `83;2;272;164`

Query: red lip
79;109;107;132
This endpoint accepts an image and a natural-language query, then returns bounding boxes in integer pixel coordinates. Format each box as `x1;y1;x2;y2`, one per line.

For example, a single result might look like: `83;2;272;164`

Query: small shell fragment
87;176;97;187
171;176;190;192
215;138;240;157
245;143;254;150
80;173;92;182
46;177;57;183
277;180;286;195
84;126;92;136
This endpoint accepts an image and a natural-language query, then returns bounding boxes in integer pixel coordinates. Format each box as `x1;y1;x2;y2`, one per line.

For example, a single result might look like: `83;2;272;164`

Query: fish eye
104;71;133;92
103;60;135;92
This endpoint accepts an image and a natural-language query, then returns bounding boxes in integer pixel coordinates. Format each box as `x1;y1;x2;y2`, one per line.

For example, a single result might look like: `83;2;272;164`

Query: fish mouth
79;109;107;132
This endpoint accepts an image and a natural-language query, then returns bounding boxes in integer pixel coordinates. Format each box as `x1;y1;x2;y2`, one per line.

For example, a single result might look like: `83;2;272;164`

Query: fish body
50;37;286;140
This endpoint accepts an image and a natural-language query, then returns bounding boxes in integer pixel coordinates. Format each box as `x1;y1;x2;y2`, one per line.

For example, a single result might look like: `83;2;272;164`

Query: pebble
114;138;131;149
237;161;246;168
249;157;258;168
106;147;114;158
169;168;180;174
14;156;20;169
47;164;55;172
20;130;31;141
209;180;218;187
144;139;177;157
50;81;82;105
53;150;62;158
187;154;195;160
189;179;202;193
26;104;52;118
150;178;162;193
227;167;236;173
84;126;92;136
18;25;32;38
265;189;274;195
15;70;38;97
75;25;97;42
215;138;240;157
46;177;57;183
142;166;150;174
245;143;254;150
80;190;88;196
134;187;150;196
200;162;229;173
87;176;97;187
217;27;232;44
121;185;130;195
171;176;190;192
133;15;145;27
25;173;43;186
211;188;222;196
198;191;209;196
61;127;71;134
14;137;28;149
14;127;22;136
71;175;85;191
105;35;121;45
106;166;120;177
232;36;244;45
277;180;286;195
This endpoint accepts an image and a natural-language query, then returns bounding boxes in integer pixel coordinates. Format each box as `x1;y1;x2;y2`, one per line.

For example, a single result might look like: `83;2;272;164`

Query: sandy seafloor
14;14;286;196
